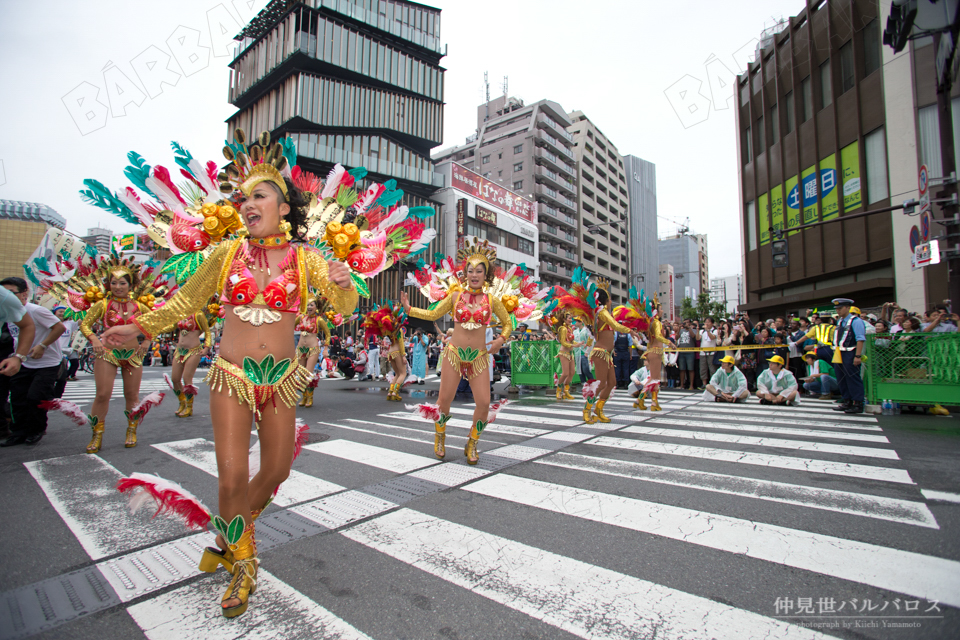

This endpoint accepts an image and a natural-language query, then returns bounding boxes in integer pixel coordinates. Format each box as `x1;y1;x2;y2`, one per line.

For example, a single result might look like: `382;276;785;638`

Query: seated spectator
755;355;799;405
703;355;749;403
627;355;649;408
800;352;838;398
337;355;356;379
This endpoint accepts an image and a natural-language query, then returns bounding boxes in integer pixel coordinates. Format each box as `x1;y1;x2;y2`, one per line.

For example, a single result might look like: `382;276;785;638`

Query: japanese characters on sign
475;205;498;226
456;198;466;236
451;163;537;222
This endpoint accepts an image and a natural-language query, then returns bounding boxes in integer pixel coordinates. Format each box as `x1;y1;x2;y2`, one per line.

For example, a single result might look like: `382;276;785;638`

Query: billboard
820;154;839;221
451;163;537;222
841;141;862;213
758;192;770;246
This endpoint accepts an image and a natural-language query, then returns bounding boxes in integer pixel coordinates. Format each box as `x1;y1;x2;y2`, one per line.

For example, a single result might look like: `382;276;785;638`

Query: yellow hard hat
767;355;785;365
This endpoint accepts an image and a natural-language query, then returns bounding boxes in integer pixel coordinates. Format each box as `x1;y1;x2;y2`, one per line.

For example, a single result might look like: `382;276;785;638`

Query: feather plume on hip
406;403;441;422
487;399;509;423
38;399;92;427
116;472;211;530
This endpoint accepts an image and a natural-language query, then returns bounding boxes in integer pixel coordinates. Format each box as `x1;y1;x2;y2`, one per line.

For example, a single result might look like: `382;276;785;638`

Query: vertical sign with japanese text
770;184;784;238
759;192;770;246
801;164;818;224
840;141;862;213
785;175;801;236
820;154;839;221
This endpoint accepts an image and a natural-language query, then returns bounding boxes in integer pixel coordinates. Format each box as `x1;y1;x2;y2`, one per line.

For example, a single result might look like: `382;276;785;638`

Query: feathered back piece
615;285;659;336
557;265;601;324
362;300;407;340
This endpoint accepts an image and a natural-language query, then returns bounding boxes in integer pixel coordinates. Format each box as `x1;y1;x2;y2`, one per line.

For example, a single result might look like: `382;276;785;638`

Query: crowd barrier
863;332;960;406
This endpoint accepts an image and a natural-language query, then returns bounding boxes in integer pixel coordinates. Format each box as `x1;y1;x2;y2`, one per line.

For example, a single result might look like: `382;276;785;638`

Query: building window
785;90;795;133
482;155;490;164
756;115;765;152
746;200;757;251
514;144;523;154
513;162;522;172
819;59;832;109
740;81;750;106
864;127;888;204
743;126;752;163
513;180;523;190
863;20;881;76
918;104;942;178
801;76;813;122
770;104;779;141
839;41;855;93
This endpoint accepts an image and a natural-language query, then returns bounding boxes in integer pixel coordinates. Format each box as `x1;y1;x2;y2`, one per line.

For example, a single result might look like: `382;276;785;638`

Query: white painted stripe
447;406;583;427
646;418;889;442
343;509;828;640
24;455;187;560
385;412;547;437
127;568;373;639
468;403;601;419
302;439;438;474
668;411;883;431
683;404;877;421
324;419;509;446
588;436;914;484
537;452;938;528
921;489;960;504
464;474;960;608
153;439;344;507
620;425;899;460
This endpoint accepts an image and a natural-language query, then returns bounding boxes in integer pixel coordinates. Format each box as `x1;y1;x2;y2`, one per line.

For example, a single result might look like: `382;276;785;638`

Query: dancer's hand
399;291;411;314
327;260;352;288
101;325;140;347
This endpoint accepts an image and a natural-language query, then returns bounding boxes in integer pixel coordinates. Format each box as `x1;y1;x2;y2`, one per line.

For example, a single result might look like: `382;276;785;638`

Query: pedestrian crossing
4;387;957;640
59;378;172;407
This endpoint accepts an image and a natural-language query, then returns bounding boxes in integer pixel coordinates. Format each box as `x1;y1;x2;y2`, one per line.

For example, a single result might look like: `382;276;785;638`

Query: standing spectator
0;287;35;438
1;278;64;447
573;318;594;383
53;307;79;398
755;327;775;376
733;320;757;391
786;319;806;381
411;328;429;384
922;309;959;333
612;329;632;389
800;352;838;398
366;334;380;381
675;320;696;390
699;317;719;387
831;298;867;414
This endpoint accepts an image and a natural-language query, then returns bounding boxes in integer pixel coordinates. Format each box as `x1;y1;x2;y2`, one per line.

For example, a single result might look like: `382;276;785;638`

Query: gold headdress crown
100;256;141;286
456;238;498;274
218;128;289;198
594;276;611;293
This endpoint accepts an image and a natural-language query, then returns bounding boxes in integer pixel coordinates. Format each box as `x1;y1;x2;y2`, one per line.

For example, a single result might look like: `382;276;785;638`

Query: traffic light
883;0;918;54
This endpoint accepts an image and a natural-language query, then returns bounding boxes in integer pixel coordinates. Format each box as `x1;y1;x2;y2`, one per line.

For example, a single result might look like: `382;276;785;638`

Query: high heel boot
86;417;104;454
200;502;270;574
179;394;195;418
303;388;314;408
555;386;562;400
123;410;139;448
464;420;485;465
563;385;575;399
218;518;257;618
173;390;186;417
582;400;597;424
594;399;611;423
434;413;450;459
633;393;647;410
650;389;662;411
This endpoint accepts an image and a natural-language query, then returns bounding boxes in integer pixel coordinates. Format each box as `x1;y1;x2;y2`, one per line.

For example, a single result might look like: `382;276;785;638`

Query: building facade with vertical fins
228;0;445;309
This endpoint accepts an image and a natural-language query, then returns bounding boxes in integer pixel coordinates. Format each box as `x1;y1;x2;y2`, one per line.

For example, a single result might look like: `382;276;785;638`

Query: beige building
568;111;631;303
0;200;66;280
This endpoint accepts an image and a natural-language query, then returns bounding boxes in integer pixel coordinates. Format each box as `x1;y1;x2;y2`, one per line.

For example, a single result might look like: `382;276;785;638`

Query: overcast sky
0;0;804;279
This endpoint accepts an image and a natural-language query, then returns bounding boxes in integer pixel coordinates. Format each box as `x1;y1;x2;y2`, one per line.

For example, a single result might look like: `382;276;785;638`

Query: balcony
536;114;574;142
534;147;576;179
534;165;575;196
537;131;576;162
539;203;577;229
554;247;578;265
536;184;576;210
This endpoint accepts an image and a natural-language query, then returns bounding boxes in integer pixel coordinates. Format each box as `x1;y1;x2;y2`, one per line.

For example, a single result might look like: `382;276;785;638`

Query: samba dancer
170;300;216;417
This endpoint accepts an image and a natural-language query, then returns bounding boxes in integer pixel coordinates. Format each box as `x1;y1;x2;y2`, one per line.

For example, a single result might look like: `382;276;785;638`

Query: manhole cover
306;432;331;443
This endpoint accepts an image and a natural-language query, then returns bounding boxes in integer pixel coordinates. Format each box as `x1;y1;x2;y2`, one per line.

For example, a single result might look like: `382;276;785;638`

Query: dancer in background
553;309;577;400
170;298;217;417
296;297;331;408
362;301;407;400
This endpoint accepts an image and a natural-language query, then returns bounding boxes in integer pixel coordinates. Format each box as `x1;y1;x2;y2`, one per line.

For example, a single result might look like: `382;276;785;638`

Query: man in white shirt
755;355;799;406
1;278;65;446
699;317;719;386
704;355;749;403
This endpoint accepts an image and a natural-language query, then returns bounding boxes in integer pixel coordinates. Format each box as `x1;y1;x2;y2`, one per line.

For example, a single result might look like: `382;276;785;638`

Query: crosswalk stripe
385;412;547;437
536;452;938;528
668;411;883;431
921;489;960;504
468;402;594;419
302;439;439;474
126;568;373;640
446;406;582;427
333;419;509;446
680;404;877;421
463;474;960;607
24;455;188;561
620;425;899;460
644;418;890;442
342;508;828;640
588;436;914;484
152;439;344;507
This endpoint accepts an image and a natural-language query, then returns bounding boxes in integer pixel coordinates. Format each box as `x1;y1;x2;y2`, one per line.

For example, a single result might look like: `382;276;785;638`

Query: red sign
918;164;928;195
451;163;537;222
476;205;498;226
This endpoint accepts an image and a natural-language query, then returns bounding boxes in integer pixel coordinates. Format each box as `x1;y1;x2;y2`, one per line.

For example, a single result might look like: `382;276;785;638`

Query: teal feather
646;300;652;315
123;152;158;200
84;244;98;257
280;138;298;168
407;206;434;219
347;166;368;181
170;141;194;174
23;267;40;287
629;286;638;300
33;257;51;273
79;179;138;224
373;180;402;208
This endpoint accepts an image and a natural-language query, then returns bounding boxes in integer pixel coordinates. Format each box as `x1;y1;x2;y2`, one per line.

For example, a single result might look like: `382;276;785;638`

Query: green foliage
350;272;370;298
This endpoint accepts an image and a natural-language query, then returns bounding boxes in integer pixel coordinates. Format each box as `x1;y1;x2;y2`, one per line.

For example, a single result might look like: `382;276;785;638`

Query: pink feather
582;380;601;400
39;399;91;427
117;472;211;530
353;183;385;216
183;384;199;396
163;374;174;390
406;403;441;422
205;161;219;186
642;378;661;393
293;419;309;462
487;399;509;423
150;166;187;205
128;391;165;422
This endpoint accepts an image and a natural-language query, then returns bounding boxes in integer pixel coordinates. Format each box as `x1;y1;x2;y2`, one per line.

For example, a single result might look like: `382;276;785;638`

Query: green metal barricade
863;332;960;406
509;341;582;387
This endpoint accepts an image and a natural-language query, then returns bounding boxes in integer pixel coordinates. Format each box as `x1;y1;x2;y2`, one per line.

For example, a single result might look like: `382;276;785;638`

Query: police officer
831;298;867;414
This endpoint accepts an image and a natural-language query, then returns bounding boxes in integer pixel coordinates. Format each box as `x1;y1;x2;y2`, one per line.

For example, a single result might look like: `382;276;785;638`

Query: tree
680;294;731;322
680;296;696;320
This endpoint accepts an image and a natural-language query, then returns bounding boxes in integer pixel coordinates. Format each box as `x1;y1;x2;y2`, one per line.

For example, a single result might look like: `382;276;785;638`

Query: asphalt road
1;367;958;640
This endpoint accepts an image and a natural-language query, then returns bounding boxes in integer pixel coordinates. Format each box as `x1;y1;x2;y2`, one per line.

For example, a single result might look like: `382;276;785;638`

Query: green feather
161;253;205;285
335;186;359;208
22;267;40;287
123;152;158;200
170;141;194;174
79;179;138;224
347;167;368;181
280;137;298;168
350;272;370;298
407;206;435;219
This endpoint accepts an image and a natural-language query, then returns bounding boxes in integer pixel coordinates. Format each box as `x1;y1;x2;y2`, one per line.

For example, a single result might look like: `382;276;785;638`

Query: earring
279;219;292;241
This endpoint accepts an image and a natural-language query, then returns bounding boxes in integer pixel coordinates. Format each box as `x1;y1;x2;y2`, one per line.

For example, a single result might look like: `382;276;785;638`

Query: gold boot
556;386;562;400
595;399;611;423
633;394;647;410
434;413;450;459
124;413;139;448
86;417;104;454
218;518;258;619
201;503;270;574
303;388;314;408
582;401;597;424
563;384;575;399
464;420;485;465
298;391;306;407
179;395;194;418
650;389;662;411
173;390;186;417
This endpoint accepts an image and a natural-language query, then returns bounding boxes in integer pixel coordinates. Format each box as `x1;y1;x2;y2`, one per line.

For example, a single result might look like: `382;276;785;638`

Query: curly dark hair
263;178;310;242
596;288;609;306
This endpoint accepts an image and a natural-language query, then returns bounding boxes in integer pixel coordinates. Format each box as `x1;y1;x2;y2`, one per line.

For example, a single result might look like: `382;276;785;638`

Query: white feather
374;205;407;233
115;189;155;227
144;176;187;213
407;228;437;253
320;164;346;199
187;159;220;200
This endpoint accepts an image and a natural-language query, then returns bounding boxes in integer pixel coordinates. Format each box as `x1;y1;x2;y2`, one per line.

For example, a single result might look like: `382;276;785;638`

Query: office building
658;233;708;302
735;0;952;317
81;227;114;255
710;274;745;314
623;155;659;296
228;0;446;306
659;263;676;322
568;111;631;304
433;96;576;290
0;200;66;279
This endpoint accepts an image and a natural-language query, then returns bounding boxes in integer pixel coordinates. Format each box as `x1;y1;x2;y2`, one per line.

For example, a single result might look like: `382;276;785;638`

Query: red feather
406;403;441;422
117;472;211;530
151;165;187;205
128;392;165;422
179;168;203;192
183;384;199;396
39;399;91;427
293;419;309;461
487;399;509;423
205;161;219;186
582;380;601;400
